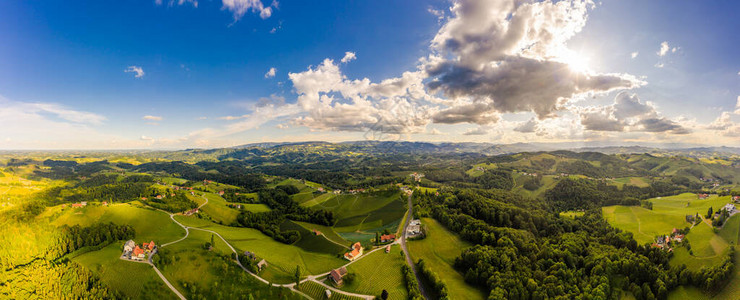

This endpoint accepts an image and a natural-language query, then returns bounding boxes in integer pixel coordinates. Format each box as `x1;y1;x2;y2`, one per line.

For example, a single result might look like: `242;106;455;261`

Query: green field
73;243;176;300
407;218;486;300
189;192;240;225
602;193;731;244
320;190;405;232
280;220;347;255
174;215;346;283
241;203;272;213
51;203;186;244
342;244;407;300
301;193;336;207
293;220;350;246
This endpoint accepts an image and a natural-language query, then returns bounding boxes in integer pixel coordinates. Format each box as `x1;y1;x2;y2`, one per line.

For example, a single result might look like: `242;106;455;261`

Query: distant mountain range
227;141;740;157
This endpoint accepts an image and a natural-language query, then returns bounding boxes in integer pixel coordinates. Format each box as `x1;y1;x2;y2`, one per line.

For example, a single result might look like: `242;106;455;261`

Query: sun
559;50;591;74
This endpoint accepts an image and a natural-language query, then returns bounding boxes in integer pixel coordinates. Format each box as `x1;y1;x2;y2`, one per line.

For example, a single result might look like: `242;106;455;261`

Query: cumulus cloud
424;0;643;120
577;92;689;134
340;52;356;63
287;58;435;134
631;51;639;59
142;115;163;121
264;67;276;78
222;0;274;21
428;7;445;23
125;66;145;78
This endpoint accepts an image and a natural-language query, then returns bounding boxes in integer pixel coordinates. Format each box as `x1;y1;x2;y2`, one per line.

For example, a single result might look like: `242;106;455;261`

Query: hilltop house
329;267;348;285
723;203;736;214
344;242;363;261
698;193;709;200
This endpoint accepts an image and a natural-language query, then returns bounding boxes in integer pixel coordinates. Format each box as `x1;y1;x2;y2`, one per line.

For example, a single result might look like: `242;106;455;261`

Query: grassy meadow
407;218;486;300
174;215;346;283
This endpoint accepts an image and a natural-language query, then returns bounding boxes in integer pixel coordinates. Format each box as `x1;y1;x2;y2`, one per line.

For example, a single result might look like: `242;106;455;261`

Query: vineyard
297;281;365;300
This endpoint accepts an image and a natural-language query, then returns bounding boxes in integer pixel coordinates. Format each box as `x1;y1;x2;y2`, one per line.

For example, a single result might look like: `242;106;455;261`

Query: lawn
341;244;407;300
174;215;347;284
52;203;185;245
407;218;486;300
73;243;176;300
602;193;732;245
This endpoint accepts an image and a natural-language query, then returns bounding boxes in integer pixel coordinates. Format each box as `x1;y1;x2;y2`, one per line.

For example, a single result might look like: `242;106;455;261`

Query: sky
0;0;738;150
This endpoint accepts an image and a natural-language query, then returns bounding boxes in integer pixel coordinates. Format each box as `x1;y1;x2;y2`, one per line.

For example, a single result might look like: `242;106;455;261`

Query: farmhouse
723;203;736;214
313;229;322;236
256;259;268;271
183;208;199;216
697;193;709;200
344;242;363;261
132;246;146;260
380;234;396;243
407;219;422;237
329;267;348;285
123;240;135;255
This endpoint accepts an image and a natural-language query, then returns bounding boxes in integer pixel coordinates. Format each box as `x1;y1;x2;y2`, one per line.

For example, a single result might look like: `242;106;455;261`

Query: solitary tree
707;207;714;219
211;234;215;247
375;232;380;245
381;289;389;300
294;265;301;287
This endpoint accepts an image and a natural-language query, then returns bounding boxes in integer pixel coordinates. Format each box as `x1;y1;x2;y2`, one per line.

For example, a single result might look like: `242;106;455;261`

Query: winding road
399;191;430;300
137;193;377;300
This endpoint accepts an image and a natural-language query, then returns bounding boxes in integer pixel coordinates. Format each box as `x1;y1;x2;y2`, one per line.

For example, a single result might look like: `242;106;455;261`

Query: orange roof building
343;242;363;261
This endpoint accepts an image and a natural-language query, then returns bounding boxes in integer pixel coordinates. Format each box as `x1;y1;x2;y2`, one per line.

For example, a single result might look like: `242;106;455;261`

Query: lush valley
3;143;740;299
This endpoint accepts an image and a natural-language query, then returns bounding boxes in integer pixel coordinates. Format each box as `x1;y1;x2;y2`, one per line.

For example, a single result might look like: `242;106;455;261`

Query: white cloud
140;135;154;141
340;52;356;63
424;0;643;121
654;63;664;68
577;92;689;134
631;51;639;59
142;115;163;121
735;95;740;114
657;41;670;56
125;66;145;78
264;67;277;78
222;0;274;21
462;126;491;136
427;7;445;23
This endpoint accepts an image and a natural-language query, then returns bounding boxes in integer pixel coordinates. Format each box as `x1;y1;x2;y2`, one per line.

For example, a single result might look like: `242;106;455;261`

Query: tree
707;207;714;219
294;265;301;287
211;234;215;247
381;289;389;300
375;232;380;246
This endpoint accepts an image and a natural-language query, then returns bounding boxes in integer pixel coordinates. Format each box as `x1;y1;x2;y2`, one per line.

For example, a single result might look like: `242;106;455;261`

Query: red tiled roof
147;241;154;250
380;234;396;241
133;246;144;256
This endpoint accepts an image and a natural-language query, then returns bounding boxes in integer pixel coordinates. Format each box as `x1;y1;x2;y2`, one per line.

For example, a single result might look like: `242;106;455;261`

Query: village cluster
122;240;156;261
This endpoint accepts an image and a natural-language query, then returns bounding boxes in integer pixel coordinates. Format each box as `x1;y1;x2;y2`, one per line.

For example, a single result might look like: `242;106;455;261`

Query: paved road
399;192;429;300
129;193;379;300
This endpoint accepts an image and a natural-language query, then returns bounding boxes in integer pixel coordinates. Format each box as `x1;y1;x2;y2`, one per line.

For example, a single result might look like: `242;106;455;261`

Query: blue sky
0;0;738;149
